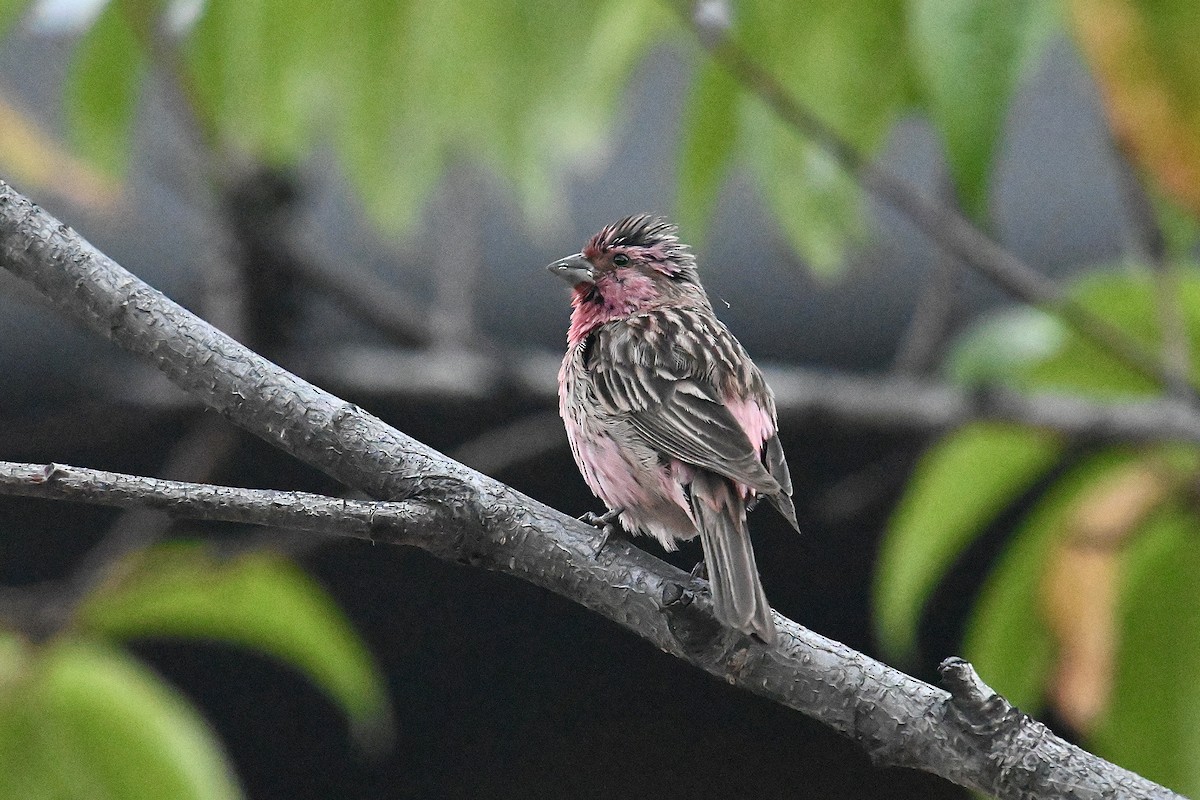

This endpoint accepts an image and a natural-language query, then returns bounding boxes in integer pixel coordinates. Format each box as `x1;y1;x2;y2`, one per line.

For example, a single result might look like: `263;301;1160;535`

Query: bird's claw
579;508;623;557
690;559;708;582
662;582;694;607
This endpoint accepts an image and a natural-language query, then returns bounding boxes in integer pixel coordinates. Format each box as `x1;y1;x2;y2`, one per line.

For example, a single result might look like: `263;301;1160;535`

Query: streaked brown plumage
549;215;798;643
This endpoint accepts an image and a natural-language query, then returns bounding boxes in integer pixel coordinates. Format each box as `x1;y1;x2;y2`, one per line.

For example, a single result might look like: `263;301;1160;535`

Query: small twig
1112;141;1192;400
891;177;963;376
0;461;438;544
294;344;1200;446
450;410;567;476
678;0;1194;399
68;416;237;593
430;164;484;351
288;223;432;347
10;416;239;639
892;246;960;376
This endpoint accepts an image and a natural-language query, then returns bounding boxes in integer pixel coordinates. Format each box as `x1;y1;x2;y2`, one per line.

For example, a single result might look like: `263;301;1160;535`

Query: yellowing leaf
1091;505;1200;796
1041;460;1173;731
1069;0;1200;216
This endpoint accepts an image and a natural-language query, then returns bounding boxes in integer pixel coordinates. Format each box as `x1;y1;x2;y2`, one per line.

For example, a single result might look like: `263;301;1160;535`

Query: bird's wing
587;311;781;495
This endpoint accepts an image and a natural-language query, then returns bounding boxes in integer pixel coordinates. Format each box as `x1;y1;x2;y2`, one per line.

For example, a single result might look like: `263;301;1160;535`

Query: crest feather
584;215;696;273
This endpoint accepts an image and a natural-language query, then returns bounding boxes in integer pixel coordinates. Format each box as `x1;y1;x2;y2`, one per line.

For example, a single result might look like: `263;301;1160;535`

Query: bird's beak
546;253;595;286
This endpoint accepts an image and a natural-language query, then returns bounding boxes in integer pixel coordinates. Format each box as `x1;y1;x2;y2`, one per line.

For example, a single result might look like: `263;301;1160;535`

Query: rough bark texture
0;182;1184;800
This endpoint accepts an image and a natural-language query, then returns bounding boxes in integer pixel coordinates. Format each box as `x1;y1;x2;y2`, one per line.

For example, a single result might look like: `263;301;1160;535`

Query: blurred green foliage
877;269;1200;798
0;0;1064;270
1;0;1200;796
0;544;392;799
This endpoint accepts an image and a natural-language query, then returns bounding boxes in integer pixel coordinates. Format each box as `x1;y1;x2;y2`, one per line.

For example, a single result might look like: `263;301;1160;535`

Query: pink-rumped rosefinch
549;215;798;644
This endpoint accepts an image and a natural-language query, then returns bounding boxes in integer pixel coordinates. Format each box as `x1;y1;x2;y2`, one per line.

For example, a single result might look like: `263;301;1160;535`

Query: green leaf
740;97;865;274
874;422;1062;661
943;306;1067;386
733;0;914;270
0;631;66;800
65;0;145;176
945;267;1200;396
963;449;1139;714
1027;268;1200;397
677;61;740;246
31;640;239;800
78;544;393;746
1090;499;1200;796
908;0;1059;219
0;626;22;683
0;696;69;800
740;0;914;149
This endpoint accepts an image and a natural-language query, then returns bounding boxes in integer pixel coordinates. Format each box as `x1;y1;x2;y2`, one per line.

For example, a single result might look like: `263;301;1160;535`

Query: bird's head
547;216;703;339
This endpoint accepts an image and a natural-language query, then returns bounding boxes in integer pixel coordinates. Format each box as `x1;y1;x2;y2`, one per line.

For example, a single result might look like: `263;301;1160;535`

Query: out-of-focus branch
291;343;1200;446
891;246;960;377
0;180;1182;799
429;165;484;351
892;179;963;377
288;224;432;347
1112;142;1192;400
678;0;1195;399
450;410;567;475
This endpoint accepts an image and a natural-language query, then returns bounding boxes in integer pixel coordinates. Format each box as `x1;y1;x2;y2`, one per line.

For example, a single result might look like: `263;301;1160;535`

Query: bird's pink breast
559;349;697;548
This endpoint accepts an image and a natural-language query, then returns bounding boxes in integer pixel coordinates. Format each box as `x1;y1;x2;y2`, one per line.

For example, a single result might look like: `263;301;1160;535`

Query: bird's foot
689;559;708;582
662;582;694;607
579;508;623;557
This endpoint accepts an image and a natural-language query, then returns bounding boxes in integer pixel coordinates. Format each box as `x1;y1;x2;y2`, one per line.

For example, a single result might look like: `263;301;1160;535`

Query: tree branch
0;183;1182;798
679;0;1195;399
294;343;1200;446
0;461;438;543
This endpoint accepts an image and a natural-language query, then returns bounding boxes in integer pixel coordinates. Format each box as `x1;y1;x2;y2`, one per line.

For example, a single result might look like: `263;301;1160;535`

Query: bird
548;214;799;644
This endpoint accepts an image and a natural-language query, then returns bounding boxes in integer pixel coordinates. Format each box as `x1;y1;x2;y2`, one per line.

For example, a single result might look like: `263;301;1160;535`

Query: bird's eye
612;253;630;266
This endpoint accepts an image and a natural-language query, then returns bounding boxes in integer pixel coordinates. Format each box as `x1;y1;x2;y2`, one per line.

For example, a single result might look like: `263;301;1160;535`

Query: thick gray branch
0;182;1182;800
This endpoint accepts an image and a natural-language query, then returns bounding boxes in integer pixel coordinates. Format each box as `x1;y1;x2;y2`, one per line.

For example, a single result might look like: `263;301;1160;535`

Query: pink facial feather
566;268;659;345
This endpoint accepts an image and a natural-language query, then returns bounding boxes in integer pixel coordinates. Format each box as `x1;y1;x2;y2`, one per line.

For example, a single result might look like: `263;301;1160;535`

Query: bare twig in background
430;165;484;351
0;178;1185;800
288;223;432;347
679;0;1194;399
891;179;963;377
1112;142;1192;400
13;337;1200;466
450;410;567;476
292;343;1200;446
891;247;960;377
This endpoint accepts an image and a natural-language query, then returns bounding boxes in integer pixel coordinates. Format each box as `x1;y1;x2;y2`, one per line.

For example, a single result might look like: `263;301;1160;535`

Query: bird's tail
689;471;776;645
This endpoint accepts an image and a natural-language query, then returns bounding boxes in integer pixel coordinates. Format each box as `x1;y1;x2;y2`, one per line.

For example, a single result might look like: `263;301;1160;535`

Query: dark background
0;21;1132;800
